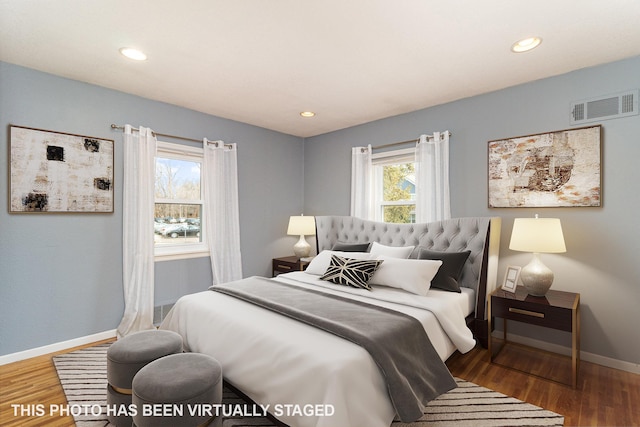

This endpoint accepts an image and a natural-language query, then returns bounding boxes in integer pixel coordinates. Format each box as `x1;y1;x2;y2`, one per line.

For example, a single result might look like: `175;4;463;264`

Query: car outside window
154;141;208;260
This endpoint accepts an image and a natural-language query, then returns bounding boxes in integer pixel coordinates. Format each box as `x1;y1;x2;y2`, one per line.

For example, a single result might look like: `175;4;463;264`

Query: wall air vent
570;89;639;125
153;302;175;325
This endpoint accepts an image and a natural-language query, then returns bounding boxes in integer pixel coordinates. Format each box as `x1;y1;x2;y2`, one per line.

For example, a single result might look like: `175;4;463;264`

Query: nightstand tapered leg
572;300;580;388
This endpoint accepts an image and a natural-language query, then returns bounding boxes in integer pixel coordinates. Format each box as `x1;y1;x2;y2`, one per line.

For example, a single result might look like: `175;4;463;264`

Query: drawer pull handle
276;264;292;270
509;307;545;318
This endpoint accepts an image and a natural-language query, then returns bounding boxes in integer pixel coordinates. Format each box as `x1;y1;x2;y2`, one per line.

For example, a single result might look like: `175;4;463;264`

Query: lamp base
520;253;554;296
293;235;311;258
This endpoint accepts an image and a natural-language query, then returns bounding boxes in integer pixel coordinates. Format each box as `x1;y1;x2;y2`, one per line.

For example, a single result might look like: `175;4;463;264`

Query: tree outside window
371;148;416;224
154;141;207;259
381;162;415;223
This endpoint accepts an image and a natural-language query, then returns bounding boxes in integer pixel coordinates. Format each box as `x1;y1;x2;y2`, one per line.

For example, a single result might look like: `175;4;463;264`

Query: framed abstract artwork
9;125;114;213
488;125;601;208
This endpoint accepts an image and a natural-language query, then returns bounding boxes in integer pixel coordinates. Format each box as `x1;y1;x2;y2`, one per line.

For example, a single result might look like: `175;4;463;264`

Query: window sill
154;249;210;262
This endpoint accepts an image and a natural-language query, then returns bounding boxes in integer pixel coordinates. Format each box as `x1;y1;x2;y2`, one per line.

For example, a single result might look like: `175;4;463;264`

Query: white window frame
372;147;416;223
154;141;209;261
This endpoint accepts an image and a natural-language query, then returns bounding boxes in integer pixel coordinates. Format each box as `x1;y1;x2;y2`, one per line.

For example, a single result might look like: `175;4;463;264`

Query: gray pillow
331;241;371;252
417;248;471;293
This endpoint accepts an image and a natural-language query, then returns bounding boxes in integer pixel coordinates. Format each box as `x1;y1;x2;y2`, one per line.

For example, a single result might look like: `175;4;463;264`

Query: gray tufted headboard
314;216;501;347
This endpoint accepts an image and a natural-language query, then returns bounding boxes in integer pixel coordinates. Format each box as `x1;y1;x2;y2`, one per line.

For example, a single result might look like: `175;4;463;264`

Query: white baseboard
493;331;640;375
0;329;117;366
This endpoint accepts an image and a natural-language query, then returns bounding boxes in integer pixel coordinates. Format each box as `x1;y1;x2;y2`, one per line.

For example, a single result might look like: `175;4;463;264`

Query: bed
160;216;501;427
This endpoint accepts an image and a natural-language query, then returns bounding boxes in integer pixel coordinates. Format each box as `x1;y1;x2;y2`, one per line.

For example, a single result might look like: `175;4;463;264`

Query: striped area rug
53;343;564;427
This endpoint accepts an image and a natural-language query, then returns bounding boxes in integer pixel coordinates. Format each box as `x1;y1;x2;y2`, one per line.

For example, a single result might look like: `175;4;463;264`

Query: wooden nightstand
272;256;309;277
488;285;580;388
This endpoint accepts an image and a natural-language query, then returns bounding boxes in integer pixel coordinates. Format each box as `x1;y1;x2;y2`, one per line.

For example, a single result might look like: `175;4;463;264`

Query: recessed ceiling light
511;37;542;53
300;111;316;118
119;47;147;61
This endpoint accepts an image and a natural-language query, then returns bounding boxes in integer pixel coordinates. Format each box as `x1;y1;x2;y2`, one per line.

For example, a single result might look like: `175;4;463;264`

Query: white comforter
160;272;476;427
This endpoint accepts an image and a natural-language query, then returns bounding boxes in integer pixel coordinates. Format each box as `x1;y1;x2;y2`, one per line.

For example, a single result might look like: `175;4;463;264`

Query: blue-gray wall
2;56;639;368
304;56;640;366
0;62;304;355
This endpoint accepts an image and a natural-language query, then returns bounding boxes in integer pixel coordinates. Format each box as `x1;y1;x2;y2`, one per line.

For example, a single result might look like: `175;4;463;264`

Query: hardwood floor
1;340;638;426
0;339;114;427
447;343;640;427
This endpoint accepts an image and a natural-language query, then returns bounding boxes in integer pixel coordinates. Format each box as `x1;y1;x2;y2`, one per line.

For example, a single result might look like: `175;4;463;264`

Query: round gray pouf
132;353;223;427
106;330;183;426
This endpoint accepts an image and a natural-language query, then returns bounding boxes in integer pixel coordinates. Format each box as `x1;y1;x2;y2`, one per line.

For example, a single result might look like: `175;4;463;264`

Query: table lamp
287;214;316;258
509;215;566;296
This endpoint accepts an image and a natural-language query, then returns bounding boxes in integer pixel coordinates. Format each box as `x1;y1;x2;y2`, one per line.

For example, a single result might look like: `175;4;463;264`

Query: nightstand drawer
491;295;572;332
274;261;295;272
272;256;309;277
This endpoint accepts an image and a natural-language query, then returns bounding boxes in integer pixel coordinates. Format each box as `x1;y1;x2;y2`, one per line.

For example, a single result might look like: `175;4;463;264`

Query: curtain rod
369;131;452;151
110;124;232;148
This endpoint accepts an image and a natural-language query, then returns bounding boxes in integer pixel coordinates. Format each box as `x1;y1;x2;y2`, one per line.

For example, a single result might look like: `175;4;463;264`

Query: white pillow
369;255;443;296
305;250;372;275
369;241;415;259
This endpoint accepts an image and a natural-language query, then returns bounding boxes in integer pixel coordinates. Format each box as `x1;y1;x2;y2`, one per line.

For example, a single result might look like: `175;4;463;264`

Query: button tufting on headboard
314;216;497;297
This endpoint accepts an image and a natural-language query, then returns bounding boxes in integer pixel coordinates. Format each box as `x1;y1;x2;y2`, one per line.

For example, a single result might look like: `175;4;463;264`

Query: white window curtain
117;125;157;338
350;144;373;219
203;139;243;284
415;131;451;223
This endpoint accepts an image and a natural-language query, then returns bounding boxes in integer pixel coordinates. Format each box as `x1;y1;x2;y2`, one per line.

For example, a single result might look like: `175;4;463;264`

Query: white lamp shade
287;215;316;236
509;217;566;253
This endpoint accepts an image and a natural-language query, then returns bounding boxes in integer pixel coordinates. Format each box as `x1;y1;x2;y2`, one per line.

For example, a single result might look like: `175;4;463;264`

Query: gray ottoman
106;330;183;426
132;352;223;427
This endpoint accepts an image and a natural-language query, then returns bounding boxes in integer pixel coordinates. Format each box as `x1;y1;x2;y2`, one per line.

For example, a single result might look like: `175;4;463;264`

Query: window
154;141;208;259
372;148;416;223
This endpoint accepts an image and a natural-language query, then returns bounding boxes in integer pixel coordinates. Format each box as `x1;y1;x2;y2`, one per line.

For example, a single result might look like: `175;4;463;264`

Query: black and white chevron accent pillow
320;255;383;290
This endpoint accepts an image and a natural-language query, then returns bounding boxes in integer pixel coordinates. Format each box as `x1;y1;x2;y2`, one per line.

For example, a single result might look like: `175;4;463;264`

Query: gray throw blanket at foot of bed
211;276;457;422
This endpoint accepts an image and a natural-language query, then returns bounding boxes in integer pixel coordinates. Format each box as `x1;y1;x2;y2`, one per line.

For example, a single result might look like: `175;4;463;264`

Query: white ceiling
2;1;640;138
